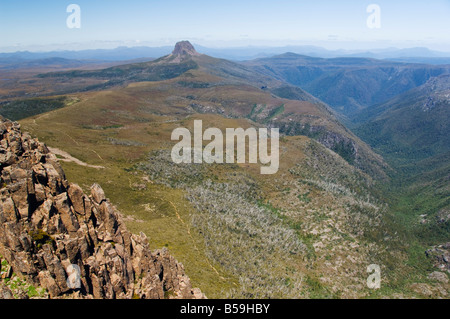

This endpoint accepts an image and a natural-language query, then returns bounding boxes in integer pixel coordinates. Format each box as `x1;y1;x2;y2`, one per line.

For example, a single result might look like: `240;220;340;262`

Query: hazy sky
1;0;449;52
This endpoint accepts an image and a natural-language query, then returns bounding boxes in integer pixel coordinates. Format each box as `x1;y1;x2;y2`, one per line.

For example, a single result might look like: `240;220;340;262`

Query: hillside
1;42;448;299
17;107;400;298
352;75;450;161
0;58;151;102
351;75;450;254
0;117;204;299
1;42;388;179
244;53;450;116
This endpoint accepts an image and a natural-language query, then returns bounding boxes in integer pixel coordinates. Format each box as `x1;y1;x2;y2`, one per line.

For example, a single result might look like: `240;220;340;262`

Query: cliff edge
0;117;205;299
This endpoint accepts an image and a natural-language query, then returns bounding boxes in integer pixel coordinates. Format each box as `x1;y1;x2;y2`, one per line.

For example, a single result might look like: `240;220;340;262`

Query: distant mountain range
245;53;450;116
1;44;450;63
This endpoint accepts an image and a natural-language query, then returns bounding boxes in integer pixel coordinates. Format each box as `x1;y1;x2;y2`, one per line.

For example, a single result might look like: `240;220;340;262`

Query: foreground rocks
0;283;14;299
0;117;205;299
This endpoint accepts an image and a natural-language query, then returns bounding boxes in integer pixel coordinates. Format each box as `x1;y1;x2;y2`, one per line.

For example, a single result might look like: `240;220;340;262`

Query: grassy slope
347;77;450;296
352;76;450;227
20;110;237;298
13;63;447;298
16;80;401;298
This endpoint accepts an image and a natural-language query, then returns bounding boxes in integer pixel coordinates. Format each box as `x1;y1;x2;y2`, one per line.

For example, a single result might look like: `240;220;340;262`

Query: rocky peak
161;41;202;64
0;117;205;300
172;41;201;57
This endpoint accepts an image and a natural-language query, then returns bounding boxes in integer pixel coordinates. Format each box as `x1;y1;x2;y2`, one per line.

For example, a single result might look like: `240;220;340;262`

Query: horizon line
2;41;450;56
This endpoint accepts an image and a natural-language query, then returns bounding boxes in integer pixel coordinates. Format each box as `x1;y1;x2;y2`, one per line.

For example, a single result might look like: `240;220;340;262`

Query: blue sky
1;0;449;52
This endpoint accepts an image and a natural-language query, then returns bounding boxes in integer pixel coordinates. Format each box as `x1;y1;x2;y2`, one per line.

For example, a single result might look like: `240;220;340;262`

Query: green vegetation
138;150;305;298
298;192;311;203
1;255;48;299
351;77;450;243
29;229;55;250
16;92;403;298
271;86;311;101
344;77;450;298
247;103;263;119
304;274;333;299
331;140;356;165
82;124;124;130
0;97;67;121
39;60;199;84
177;81;210;89
266;104;285;122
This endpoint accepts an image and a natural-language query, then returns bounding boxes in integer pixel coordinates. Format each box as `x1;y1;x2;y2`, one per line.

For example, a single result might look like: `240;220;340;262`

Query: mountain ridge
245;52;450;115
2;44;450;62
352;74;450;161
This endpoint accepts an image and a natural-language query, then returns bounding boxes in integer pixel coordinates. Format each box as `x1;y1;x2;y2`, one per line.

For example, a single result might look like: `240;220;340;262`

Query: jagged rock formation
164;41;202;63
0;117;205;299
172;41;201;57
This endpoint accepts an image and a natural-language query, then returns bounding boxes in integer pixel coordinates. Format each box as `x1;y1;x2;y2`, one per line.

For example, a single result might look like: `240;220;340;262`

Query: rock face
0;283;14;299
426;243;450;273
172;41;201;57
0;117;205;299
164;41;201;64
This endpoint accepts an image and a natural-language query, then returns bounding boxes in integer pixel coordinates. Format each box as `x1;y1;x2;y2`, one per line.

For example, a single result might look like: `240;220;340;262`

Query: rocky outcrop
426;243;450;273
0;283;14;299
0;117;205;299
163;41;202;64
172;41;201;58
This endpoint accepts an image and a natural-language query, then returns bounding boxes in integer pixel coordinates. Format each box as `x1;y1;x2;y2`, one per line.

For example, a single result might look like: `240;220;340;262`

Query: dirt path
48;147;105;169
